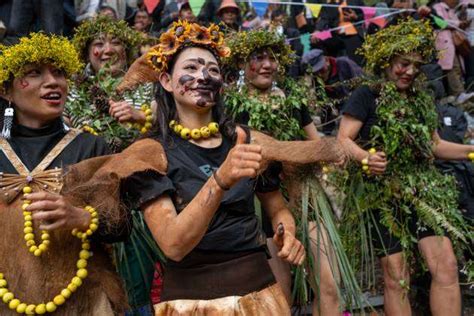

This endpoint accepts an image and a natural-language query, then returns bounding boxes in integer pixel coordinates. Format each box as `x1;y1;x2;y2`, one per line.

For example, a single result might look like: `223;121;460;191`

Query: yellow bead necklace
169;120;220;140
0;186;99;314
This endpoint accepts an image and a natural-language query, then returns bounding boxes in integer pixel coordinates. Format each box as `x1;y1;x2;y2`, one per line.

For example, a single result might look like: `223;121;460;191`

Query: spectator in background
5;0;64;44
313;0;365;65
0;0;12;42
134;8;155;33
217;0;241;31
178;1;198;23
270;9;303;77
99;4;119;19
160;0;184;29
433;0;468;98
459;0;474;92
302;48;362;135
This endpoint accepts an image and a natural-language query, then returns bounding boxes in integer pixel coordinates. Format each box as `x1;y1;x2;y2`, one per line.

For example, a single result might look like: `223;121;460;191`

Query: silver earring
1;101;14;139
62;117;70;132
271;81;278;92
237;69;245;92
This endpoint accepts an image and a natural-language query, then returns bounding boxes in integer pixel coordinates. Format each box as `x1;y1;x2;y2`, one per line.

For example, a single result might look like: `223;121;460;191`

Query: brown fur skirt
154;283;290;316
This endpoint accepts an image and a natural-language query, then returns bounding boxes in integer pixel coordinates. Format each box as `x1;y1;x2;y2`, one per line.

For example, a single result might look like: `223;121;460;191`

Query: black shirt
1;119;110;173
341;85;379;144
123;132;281;254
0;119;127;242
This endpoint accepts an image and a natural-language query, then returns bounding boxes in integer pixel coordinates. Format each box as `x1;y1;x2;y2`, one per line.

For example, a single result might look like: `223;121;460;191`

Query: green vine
331;80;473;288
225;77;321;141
66;69;153;152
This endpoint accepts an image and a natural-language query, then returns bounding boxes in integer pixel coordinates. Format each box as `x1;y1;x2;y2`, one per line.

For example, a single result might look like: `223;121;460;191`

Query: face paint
19;79;29;89
194;68;223;107
197;58;205;65
93;48;100;57
178;74;196;95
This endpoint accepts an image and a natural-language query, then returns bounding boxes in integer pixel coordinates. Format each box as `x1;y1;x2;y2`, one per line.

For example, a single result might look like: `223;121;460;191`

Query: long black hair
149;46;236;145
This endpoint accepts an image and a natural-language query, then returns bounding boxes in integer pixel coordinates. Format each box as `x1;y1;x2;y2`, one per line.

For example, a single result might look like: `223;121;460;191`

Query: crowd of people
0;0;474;316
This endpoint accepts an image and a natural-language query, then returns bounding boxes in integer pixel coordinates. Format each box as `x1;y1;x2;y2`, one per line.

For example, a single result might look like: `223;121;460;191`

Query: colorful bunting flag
362;7;376;20
300;33;311;54
305;4;322;18
312;30;332;41
433;15;449;29
144;0;160;14
252;0;269;17
189;0;206;16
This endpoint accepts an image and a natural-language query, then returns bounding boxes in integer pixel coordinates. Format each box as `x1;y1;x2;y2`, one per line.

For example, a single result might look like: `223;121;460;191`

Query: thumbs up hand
273;222;305;266
214;126;263;190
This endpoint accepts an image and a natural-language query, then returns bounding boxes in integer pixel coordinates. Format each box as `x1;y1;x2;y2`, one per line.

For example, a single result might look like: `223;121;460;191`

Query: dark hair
149;47;236;144
271;9;287;20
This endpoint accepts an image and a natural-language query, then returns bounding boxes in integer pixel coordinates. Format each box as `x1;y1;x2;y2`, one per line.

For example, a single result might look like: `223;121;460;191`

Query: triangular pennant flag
252;0;269;17
144;0;160;14
189;0;206;16
362;7;376;21
305;4;322;18
312;30;332;41
433;15;449;29
300;33;311;54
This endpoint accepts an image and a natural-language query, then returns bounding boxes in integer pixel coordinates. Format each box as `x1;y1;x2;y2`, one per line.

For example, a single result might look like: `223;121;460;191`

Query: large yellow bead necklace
169;120;219;140
0;186;99;314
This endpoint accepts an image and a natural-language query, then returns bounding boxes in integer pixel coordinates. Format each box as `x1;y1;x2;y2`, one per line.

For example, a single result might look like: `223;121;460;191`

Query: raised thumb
235;126;247;145
273;223;285;247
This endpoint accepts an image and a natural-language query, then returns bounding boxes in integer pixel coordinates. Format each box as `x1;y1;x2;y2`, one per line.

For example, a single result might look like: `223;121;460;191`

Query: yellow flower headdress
0;33;82;93
359;18;436;74
116;21;230;94
146;20;230;74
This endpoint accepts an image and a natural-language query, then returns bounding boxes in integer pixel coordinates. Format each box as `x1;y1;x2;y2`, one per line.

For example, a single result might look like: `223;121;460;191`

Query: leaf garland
224;77;319;141
331;79;473;289
66;70;153;152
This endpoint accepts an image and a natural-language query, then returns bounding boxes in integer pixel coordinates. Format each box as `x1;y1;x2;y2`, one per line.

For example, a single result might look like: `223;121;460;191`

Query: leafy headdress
72;15;145;66
0;33;82;94
116;20;230;94
223;28;295;74
359;18;435;75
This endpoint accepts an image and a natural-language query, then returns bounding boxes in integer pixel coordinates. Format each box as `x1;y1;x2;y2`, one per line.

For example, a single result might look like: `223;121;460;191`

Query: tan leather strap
0;129;81;203
0;129;80;174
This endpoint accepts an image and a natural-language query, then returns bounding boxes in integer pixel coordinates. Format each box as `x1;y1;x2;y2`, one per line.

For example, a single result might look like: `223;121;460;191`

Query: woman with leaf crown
223;28;365;315
336;18;474;315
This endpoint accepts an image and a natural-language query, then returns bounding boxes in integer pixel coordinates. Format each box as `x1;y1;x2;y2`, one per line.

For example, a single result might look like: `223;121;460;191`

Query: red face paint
93;49;100;57
249;60;257;72
19;79;29;89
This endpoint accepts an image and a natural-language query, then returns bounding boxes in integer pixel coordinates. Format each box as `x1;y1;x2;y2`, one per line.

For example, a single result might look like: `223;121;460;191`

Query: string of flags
181;0;464;44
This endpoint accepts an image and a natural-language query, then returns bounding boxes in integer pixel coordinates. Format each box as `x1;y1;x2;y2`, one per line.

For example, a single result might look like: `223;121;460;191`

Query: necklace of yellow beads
0;186;99;314
169;120;220;140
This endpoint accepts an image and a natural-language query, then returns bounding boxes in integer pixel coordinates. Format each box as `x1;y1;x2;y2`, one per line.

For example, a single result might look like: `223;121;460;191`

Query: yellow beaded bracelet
468;152;474;162
134;104;153;134
22;186;50;257
71;206;99;241
361;148;377;174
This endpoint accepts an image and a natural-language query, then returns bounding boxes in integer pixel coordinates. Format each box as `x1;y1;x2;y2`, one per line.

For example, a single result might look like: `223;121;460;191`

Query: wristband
469;152;474;161
213;170;230;191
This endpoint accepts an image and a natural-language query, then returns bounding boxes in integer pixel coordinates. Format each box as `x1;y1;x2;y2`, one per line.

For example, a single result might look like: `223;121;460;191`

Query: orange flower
147;48;168;73
159;31;179;55
172;20;192;39
189;24;212;45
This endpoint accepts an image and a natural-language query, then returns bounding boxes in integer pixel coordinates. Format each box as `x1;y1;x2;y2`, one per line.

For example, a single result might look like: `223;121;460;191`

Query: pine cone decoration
89;85;110;114
108;137;124;153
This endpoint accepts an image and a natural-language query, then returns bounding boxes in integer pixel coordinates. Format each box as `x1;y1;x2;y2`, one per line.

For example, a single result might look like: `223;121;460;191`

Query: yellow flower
0;33;82;93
